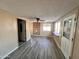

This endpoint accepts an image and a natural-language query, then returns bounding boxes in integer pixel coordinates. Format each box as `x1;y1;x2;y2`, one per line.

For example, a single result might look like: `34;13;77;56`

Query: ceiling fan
27;17;45;22
36;18;45;22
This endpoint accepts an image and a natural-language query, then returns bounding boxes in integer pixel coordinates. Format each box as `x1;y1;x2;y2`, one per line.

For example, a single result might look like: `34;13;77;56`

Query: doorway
17;18;26;45
61;15;76;59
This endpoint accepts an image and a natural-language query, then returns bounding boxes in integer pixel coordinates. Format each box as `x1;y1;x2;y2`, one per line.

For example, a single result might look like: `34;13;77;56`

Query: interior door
17;19;26;42
61;15;76;59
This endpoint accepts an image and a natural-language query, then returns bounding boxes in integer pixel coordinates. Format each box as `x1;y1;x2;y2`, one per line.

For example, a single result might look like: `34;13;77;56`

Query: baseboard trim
32;35;48;37
1;47;18;59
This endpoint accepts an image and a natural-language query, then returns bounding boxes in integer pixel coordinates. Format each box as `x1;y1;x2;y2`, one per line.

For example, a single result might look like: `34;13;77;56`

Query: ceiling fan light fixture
36;18;40;22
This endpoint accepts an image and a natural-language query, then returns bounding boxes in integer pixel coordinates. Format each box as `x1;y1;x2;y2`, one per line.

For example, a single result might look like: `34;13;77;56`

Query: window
54;21;61;35
43;23;51;31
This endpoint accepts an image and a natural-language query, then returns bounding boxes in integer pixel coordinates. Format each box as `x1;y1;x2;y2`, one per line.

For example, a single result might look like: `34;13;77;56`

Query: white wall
26;20;33;41
0;9;18;59
72;9;79;59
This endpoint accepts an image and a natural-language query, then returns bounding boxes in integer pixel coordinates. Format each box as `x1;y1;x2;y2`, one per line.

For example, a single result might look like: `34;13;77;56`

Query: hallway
5;36;65;59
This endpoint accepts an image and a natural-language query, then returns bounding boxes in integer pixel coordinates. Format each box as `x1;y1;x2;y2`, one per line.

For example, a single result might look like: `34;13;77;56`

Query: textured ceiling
0;0;79;21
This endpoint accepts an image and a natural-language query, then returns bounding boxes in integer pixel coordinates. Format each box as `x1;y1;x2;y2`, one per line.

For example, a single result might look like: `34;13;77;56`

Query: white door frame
61;14;76;59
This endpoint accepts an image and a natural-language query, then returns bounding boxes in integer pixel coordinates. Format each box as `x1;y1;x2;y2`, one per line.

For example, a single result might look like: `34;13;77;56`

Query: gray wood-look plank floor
4;36;65;59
